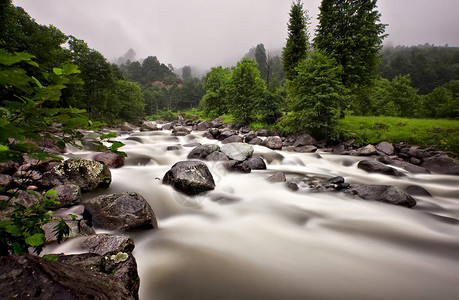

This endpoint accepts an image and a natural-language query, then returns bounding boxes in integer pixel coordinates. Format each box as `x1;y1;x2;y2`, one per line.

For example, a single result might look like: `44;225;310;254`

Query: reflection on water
56;130;459;300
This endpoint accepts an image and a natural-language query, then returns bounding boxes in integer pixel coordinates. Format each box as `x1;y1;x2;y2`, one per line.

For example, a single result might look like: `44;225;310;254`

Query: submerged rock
344;184;416;208
358;160;404;176
0;254;133;300
163;161;215;195
42;157;111;192
84;192;157;231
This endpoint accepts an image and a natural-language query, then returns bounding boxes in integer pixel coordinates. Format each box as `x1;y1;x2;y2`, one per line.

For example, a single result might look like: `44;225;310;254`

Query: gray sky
13;0;459;70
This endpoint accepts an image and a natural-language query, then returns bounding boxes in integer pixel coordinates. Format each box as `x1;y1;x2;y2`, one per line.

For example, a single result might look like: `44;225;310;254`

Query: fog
13;0;459;70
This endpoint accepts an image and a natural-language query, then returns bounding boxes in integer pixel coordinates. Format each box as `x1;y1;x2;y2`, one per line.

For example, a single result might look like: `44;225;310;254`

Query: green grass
338;116;459;155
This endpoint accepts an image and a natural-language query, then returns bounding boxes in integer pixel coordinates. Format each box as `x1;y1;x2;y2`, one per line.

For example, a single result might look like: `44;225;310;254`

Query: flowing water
49;129;459;300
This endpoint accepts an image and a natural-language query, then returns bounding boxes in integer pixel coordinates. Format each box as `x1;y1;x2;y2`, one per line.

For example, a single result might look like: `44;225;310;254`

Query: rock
293;134;317;147
205;151;229;161
358;160;404;176
195;120;212;131
0;254;132;300
187;144;220;159
208;128;220;138
121;122;135;132
172;126;191;136
344;184;416;208
42;158;111;192
211;118;223;128
220;143;254;161
222;135;243;144
84;192;157;231
43;219;94;244
222;161;251;173
163;161;215;195
161;123;173;130
248;137;263;145
12;190;39;207
352;144;377;156
409;157;422;165
139;121;159;131
405;185;432;197
239;127;252;134
217;130;238;141
294;145;318;153
389;159;431;174
408;146;430;159
421;156;459;175
167;145;182;151
286;182;299;191
376;142;394;156
81;234;135;255
56;252;139;300
202;131;214;139
243;131;257;143
263;136;283;150
94;152;125;168
241;156;266;170
268;172;286;182
52;184;81;208
0;174;14;192
328;176;345;185
0;161;19;175
256;128;269;137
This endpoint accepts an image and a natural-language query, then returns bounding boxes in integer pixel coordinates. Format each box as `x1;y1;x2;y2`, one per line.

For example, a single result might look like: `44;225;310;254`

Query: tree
201;67;232;117
112;80;145;122
386;75;419;117
282;0;310;81
286;51;346;139
315;0;387;90
255;44;268;82
226;58;266;125
182;66;192;80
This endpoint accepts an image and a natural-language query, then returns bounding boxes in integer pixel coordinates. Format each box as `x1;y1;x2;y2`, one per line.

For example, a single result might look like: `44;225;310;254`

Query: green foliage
111;80;145;122
255;44;268;82
421;86;459;118
315;0;387;90
338;116;459;154
282;0;310;81
226;58;267;125
285;51;347;140
201;66;232;118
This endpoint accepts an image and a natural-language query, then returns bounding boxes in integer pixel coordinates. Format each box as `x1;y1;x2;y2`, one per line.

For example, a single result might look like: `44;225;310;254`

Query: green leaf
52;218;70;244
62;64;80;75
31;76;43;88
53;68;63;75
44;190;58;198
68;214;77;221
0;145;9;152
25;233;45;246
5;225;21;236
43;254;59;261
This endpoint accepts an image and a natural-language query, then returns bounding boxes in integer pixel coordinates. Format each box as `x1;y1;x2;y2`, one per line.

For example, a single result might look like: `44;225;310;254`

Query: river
51;128;459;300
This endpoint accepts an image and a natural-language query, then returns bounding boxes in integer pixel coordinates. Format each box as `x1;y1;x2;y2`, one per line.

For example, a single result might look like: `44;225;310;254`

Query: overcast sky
13;0;459;70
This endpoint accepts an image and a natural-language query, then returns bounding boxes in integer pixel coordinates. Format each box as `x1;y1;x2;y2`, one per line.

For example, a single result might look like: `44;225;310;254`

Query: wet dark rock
56;252;139;300
140;121;159;131
208;128;220;138
187;144;220;159
0;254;133;300
358;160;404;176
167;145;182;151
172;126;191;136
121;122;136;132
163;161;215;195
94;152;125;168
286;182;299;191
202;131;215;139
294;145;318;153
241;156;266;170
211;118;223;128
405;185;432;197
421;156;459;175
217;129;238;141
293;134;317;147
408;146;430;159
328;176;345;185
0;161;19;175
194;120;212;131
222;135;243;144
222;160;251;173
220;143;254;161
243;131;257;143
390;160;431;174
12;190;40;207
42;158;111;192
52;184;81;208
81;234;135;255
43;219;94;244
344;184;416;208
409;157;422;165
256;128;269;137
239;127;252;134
268;172;286;183
0;174;14;192
84;192;157;231
248;137;263;145
205;151;229;161
376;142;394;156
263;136;283;150
125;136;143;143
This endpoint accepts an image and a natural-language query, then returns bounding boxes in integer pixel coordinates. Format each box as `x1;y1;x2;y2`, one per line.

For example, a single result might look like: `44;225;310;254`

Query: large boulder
52;184;81;208
220;143;254;161
84;192;157;231
139;121;159;131
376;142;394;156
293;134;317;147
205;151;229;161
94;152;125;168
221;135;243;144
263;136;283;150
163;161;215;195
0;254;132;300
241;156;266;170
42;158;111;192
194;120;212;131
187;144;220;159
81;234;135;255
421;156;459;175
121;122;135;132
217;129;238;141
344;184;416;208
357;160;404;176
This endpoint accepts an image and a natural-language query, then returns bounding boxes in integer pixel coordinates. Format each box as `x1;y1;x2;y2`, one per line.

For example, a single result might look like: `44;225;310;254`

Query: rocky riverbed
1;117;459;300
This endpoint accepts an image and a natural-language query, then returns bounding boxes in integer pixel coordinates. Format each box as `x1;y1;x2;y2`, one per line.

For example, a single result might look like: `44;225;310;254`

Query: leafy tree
286;51;346;139
143;87;163;115
201;66;232;117
111;80;145;122
282;0;310;81
315;0;386;91
422;86;459;118
255;44;268;82
386;75;420;117
226;58;266;125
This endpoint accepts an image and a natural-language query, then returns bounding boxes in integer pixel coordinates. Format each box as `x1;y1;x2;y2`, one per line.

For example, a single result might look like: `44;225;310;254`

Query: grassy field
338;116;459;155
